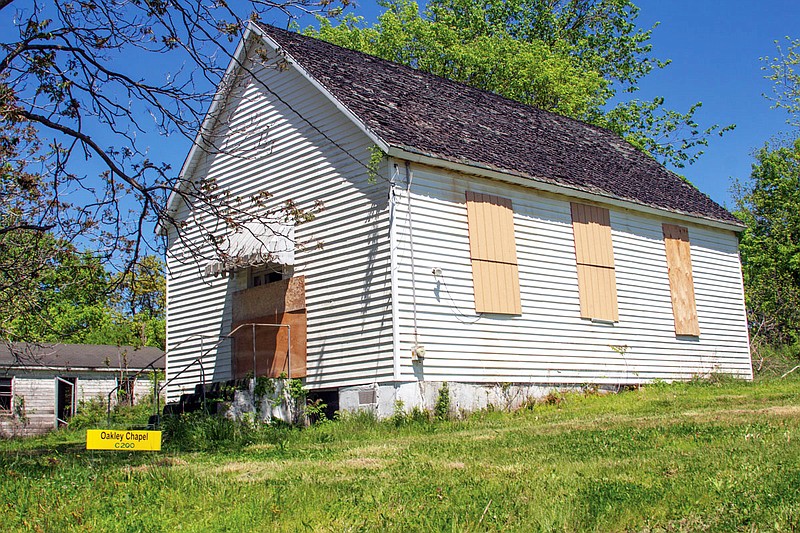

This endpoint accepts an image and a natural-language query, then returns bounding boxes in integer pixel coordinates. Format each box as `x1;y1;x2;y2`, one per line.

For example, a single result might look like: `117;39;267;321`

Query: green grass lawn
2;377;800;532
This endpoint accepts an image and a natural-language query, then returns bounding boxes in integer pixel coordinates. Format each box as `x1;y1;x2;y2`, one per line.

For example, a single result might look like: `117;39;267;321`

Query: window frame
0;377;11;413
249;264;287;289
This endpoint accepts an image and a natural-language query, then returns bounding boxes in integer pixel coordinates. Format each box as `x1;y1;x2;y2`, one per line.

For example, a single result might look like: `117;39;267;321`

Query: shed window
0;377;11;412
571;203;618;322
663;224;700;336
465;191;521;315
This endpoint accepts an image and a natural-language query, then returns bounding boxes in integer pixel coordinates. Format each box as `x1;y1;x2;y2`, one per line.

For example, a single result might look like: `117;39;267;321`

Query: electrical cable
434;270;482;325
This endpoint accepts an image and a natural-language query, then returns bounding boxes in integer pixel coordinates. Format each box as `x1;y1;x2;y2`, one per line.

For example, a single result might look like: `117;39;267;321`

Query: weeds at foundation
689;372;745;387
434;382;451;421
391;400;406;427
542;390;566;407
253;376;276;398
391;400;432;426
582;383;601;396
305;398;328;425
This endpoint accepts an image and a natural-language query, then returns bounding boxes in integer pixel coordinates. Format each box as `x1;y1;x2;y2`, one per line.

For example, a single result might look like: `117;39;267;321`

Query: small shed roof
255;24;739;227
0;343;165;371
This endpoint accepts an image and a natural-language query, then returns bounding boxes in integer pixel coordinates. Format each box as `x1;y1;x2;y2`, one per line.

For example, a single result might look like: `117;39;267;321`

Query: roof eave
1;365;161;373
387;146;745;233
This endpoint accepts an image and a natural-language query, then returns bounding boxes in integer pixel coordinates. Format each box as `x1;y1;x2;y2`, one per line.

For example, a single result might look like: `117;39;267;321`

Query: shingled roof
0;343;164;371
255;23;739;226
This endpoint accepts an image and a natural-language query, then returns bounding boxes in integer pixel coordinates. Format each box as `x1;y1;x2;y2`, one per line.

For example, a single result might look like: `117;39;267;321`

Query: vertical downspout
405;162;420;349
389;162;402;381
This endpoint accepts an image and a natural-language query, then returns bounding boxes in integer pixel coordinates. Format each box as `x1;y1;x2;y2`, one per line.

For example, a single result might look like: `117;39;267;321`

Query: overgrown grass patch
2;377;800;531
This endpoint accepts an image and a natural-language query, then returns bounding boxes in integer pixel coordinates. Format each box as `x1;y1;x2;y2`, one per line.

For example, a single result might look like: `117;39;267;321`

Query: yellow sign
86;429;162;451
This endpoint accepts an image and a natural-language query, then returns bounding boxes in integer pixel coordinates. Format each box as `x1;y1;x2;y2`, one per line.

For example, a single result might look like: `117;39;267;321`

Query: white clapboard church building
161;23;751;417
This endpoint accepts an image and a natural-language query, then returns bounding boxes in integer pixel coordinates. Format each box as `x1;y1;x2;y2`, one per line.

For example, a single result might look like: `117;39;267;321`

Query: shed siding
165;47;393;399
0;371;158;437
0;376;55;436
392;163;751;383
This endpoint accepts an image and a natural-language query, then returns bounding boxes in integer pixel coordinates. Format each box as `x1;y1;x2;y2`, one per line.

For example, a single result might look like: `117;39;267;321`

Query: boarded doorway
55;376;76;427
231;276;307;379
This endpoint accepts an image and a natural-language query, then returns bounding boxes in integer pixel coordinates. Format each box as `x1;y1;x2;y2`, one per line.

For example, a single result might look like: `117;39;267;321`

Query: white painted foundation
339;381;596;418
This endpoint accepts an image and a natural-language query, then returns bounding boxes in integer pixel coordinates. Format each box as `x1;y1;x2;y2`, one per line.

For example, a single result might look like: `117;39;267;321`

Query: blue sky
630;1;799;209
10;1;796;229
280;0;799;210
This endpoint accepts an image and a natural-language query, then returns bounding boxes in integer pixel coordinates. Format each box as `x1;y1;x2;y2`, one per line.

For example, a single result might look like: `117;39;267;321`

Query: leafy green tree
1;232;166;349
3;241;113;344
735;140;800;345
110;255;167;349
313;1;606;118
308;0;731;168
733;37;800;347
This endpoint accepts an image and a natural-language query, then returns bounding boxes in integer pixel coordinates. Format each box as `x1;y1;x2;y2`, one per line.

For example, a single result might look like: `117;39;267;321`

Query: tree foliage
1;231;166;349
734;140;800;345
308;0;732;168
732;37;800;347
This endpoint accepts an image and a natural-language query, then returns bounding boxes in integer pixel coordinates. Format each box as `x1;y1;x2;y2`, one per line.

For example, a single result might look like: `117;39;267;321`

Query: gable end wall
165;47;393;399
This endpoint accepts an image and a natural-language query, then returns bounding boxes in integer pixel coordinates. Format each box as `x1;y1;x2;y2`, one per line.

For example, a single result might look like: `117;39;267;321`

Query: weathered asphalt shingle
258;24;739;226
0;343;165;370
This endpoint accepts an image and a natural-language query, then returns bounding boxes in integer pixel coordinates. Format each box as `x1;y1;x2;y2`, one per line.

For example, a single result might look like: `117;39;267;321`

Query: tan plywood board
571;203;614;268
471;260;521;315
466;192;521;315
663;224;700;336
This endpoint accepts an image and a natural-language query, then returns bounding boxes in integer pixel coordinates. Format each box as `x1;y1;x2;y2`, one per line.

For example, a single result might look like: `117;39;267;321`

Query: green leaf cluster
307;0;731;168
0;231;166;349
735;139;800;344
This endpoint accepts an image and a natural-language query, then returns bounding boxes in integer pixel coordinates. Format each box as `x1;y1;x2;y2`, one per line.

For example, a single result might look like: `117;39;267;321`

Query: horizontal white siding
166;47;393;399
392;163;751;384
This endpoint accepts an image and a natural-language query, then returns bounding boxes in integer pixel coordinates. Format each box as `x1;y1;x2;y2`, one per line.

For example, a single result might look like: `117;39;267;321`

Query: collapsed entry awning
204;222;294;277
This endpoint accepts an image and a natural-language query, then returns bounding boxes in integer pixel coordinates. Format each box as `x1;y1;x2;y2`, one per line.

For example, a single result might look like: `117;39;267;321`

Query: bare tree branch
1;0;345;345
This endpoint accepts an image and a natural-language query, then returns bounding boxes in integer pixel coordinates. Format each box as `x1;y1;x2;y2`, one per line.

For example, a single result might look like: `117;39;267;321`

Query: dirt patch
123;456;188;474
342;457;385;469
681;405;800;420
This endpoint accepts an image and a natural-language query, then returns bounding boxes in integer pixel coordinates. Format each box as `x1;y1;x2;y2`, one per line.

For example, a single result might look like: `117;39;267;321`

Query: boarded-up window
465;192;521;314
571;203;618;321
663;224;700;336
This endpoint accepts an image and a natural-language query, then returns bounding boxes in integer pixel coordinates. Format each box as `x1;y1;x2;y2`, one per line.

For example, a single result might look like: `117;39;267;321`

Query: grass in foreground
2;377;800;532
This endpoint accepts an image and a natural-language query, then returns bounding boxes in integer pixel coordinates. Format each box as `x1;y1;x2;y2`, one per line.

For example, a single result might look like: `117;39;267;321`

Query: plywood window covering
662;224;700;336
465;191;521;314
570;203;618;321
